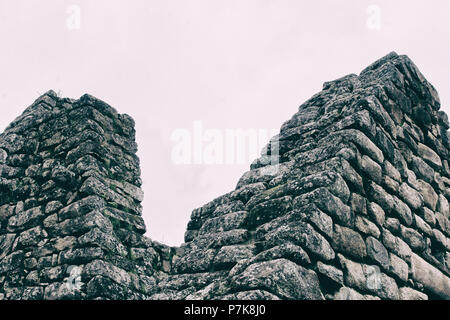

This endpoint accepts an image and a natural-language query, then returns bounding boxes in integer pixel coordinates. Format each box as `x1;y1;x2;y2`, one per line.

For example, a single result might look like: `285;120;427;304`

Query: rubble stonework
0;52;449;300
0;93;176;299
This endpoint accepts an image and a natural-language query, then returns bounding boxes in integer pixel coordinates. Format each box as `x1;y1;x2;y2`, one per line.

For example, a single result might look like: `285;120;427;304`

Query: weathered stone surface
0;251;24;274
421;207;436;227
338;254;399;299
40;266;66;283
232;259;324;300
192;229;249;248
246;196;292;228
332;225;366;260
436;212;450;236
212;245;254;269
80;176;138;214
252;243;311;267
83;260;131;287
286;171;350;202
172;249;217;274
0;149;7;164
220;290;280;300
198;211;247;234
294;204;333;239
0;234;16;260
355;216;380;238
316;261;343;285
384;218;400;233
382;229;412;260
357;154;382;183
58;247;104;265
389;253;409;282
328;129;384;164
0;134;25;153
438;194;449;218
51;210;113;236
17;226;46;247
417;143;442;168
431;229;448;250
383;161;401;182
399;287;428;300
415;215;432;236
58;196;106;220
1;53;449;301
399;183;423;210
400;225;426;251
350;193;367;216
44;282;82;300
333;286;377;300
78;228;128;256
7;207;44;232
392;196;413;226
383;175;400;194
368;202;385;227
0;205;15;224
366;236;389;270
257;219;335;261
294;188;353;227
410;253;450;298
411;156;435;183
416;180;438;211
368;182;395;213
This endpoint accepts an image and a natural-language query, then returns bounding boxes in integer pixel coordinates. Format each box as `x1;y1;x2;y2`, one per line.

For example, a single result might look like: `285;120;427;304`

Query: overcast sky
0;1;449;246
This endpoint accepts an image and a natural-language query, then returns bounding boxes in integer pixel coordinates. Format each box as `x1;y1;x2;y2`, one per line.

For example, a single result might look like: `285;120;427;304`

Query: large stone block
410;253;450;299
232;259;324;300
332;225;367;260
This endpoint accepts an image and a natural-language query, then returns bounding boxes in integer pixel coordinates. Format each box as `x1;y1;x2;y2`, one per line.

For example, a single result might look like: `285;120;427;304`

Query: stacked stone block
154;52;450;300
0;92;176;299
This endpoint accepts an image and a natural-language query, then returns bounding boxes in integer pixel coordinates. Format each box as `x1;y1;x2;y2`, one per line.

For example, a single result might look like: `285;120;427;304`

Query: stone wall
0;92;177;299
0;52;449;300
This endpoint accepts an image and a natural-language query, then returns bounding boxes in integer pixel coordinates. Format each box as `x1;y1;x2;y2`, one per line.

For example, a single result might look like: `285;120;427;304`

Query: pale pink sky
0;1;449;245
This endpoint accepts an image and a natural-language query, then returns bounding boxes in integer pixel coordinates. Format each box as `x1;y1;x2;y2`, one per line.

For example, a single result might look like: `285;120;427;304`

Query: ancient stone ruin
0;52;449;300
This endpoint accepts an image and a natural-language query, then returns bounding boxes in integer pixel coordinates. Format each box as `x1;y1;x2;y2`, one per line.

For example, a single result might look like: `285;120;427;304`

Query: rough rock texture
0;92;176;300
1;52;449;300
